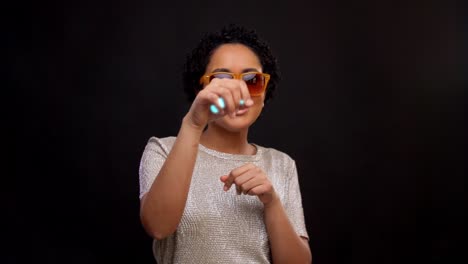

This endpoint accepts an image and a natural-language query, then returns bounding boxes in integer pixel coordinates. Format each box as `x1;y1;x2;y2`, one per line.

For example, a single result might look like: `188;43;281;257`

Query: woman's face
205;43;265;132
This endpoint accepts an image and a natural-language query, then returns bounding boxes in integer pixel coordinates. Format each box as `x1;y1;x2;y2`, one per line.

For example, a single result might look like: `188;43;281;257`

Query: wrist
263;191;281;210
182;115;206;134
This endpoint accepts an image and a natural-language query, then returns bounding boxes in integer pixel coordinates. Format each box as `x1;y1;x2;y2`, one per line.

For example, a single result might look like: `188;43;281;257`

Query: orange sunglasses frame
199;72;271;96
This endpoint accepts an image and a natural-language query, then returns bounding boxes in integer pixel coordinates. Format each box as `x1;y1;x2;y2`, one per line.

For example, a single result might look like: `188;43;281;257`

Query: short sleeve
138;137;169;199
284;160;309;239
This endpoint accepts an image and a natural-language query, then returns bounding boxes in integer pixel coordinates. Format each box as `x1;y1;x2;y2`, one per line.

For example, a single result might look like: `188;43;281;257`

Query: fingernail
246;99;254;106
210;104;219;114
239;99;245;106
218;97;225;109
223;185;228;191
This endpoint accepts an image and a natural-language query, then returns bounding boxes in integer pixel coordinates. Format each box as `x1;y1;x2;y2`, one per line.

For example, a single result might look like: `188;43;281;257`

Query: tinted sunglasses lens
209;73;233;82
243;73;265;95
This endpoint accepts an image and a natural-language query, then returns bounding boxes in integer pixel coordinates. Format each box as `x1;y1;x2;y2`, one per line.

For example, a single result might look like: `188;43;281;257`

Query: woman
139;24;311;263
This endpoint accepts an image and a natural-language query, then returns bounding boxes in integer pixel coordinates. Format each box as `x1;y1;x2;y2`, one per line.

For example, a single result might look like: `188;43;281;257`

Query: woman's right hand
185;78;254;130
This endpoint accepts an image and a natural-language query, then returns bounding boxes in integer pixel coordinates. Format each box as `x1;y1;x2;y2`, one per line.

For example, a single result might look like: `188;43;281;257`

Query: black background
10;0;465;263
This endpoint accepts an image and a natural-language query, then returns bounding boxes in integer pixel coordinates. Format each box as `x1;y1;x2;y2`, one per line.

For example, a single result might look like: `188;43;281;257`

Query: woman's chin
210;105;262;132
214;116;254;132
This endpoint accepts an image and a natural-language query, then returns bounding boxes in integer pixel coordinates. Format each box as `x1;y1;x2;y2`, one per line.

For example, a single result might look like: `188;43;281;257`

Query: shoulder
256;144;296;169
144;136;177;156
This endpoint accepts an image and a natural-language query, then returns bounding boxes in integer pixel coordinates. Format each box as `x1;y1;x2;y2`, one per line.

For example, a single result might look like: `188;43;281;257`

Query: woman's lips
235;108;249;116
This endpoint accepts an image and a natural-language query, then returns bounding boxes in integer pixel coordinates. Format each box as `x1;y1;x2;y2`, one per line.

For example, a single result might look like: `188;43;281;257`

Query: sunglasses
199;72;270;97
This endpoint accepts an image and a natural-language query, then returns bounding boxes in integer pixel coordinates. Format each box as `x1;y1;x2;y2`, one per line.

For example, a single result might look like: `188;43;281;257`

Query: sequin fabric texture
139;137;308;264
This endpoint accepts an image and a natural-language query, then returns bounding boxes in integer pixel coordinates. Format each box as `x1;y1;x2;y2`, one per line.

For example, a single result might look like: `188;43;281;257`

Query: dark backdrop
10;0;465;263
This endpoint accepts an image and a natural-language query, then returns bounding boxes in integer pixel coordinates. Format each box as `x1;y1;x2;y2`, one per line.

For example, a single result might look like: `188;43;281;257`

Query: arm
140;116;203;240
221;163;312;263
264;194;312;263
140;79;253;240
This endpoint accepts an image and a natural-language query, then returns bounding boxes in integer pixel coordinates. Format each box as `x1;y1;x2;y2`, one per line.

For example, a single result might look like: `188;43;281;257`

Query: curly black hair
182;24;280;104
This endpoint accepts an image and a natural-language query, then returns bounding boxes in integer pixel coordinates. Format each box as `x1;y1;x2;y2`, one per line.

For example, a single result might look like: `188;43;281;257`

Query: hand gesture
186;78;254;130
220;163;276;205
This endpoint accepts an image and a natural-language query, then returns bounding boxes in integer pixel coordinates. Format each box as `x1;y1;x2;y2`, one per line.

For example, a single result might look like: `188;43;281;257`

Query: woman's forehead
206;43;262;73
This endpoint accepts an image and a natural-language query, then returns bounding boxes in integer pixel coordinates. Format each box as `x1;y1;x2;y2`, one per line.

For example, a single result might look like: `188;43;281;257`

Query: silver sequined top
139;136;308;264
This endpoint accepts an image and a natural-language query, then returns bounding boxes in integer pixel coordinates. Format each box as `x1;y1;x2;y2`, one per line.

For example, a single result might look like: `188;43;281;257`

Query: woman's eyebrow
242;68;259;73
211;68;230;73
211;68;260;73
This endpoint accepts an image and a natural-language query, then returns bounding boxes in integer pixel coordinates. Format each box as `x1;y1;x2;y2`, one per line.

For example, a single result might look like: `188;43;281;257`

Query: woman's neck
200;124;255;155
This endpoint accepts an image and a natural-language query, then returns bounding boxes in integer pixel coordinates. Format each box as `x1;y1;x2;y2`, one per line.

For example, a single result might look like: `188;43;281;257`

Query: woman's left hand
220;163;277;205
